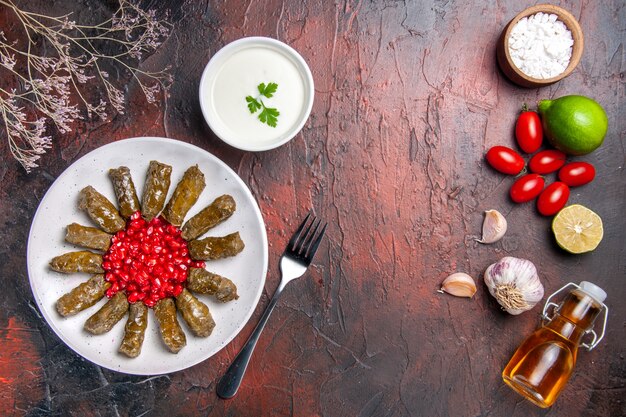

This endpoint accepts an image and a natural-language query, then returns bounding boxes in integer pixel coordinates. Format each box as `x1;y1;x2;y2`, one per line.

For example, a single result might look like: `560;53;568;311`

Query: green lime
538;95;608;156
552;204;603;254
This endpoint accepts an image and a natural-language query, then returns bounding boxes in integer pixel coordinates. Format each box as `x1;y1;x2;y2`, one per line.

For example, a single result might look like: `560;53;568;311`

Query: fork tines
288;212;327;261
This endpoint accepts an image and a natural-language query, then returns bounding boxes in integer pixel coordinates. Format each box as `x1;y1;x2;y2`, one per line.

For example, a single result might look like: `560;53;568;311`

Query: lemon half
552;204;604;254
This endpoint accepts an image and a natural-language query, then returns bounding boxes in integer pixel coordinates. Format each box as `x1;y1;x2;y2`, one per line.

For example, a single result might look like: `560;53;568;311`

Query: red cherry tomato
516;109;543;153
537;182;570;216
486;146;525;175
510;174;545;203
528;150;567;174
558;162;596;187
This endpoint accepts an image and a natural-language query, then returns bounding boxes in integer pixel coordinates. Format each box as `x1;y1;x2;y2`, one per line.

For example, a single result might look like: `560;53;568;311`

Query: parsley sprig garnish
245;82;280;127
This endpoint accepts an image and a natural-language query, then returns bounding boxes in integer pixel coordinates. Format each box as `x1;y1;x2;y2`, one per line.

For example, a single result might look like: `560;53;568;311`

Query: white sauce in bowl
199;38;314;151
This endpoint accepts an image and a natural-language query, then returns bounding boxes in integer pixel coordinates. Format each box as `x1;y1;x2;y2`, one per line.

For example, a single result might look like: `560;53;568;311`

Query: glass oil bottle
502;281;608;408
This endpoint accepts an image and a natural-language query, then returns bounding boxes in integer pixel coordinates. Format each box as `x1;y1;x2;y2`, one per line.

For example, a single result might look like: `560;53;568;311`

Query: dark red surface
1;1;624;416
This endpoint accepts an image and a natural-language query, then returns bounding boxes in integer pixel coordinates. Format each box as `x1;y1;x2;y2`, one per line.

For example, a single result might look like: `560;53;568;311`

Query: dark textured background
1;1;624;416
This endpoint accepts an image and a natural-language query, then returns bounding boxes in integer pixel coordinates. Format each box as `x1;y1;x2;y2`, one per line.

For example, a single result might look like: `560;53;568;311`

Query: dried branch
0;0;172;172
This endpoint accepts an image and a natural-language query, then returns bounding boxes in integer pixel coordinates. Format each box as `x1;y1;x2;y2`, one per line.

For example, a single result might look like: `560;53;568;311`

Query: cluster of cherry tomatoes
486;107;596;216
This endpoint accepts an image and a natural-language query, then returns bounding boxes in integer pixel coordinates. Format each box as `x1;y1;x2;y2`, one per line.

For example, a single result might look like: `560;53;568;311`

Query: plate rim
26;136;268;375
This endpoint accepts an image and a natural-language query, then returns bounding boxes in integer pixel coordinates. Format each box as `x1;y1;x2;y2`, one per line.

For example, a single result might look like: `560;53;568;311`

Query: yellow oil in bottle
502;282;605;408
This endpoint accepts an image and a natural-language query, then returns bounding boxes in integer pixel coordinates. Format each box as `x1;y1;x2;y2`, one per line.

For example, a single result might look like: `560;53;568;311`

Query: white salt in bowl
497;4;584;88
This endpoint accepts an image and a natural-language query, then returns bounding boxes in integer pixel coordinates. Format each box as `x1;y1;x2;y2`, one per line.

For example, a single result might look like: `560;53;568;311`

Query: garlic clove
477;209;507;244
484;256;544;315
441;273;477;298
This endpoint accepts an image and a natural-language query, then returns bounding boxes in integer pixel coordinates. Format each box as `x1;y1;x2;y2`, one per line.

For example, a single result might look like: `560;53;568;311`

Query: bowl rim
199;36;315;152
501;4;584;85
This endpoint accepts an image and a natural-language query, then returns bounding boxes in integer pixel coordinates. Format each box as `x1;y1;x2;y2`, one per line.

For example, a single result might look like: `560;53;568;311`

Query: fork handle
216;282;286;399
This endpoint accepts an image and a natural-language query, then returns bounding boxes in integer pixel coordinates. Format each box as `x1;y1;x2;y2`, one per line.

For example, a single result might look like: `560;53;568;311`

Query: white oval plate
27;137;268;375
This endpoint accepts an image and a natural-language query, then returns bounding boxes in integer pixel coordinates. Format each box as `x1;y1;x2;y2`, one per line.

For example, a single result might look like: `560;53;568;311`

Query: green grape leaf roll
109;166;140;219
175;289;215;337
187;268;239;302
84;292;129;335
162;165;206;227
181;194;236;241
49;251;104;274
65;223;112;251
141;161;172;221
119;302;148;358
154;298;186;353
188;232;244;260
78;186;125;233
56;274;111;317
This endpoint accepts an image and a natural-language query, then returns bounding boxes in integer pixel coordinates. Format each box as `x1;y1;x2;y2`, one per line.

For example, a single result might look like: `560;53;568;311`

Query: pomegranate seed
102;212;194;307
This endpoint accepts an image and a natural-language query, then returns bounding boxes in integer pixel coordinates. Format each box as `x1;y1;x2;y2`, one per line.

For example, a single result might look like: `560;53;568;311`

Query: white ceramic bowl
199;37;314;151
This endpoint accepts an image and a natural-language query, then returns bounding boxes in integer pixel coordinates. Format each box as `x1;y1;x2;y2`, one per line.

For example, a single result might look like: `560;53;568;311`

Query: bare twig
0;0;172;172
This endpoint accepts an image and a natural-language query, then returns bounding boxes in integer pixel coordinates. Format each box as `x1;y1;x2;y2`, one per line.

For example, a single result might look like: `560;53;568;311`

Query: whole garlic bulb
484;256;544;315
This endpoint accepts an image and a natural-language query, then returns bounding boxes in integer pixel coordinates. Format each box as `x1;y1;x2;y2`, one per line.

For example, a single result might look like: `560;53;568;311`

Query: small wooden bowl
497;4;584;88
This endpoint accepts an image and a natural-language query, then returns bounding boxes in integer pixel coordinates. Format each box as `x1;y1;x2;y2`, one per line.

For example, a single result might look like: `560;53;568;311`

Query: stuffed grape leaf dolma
175;289;216;337
141;161;172;221
187;268;239;302
119;303;148;358
188;232;244;261
154;298;186;353
162;165;206;227
109;166;141;219
181;194;236;241
56;274;111;317
78;186;125;233
49;251;104;274
84;292;129;335
65;223;112;252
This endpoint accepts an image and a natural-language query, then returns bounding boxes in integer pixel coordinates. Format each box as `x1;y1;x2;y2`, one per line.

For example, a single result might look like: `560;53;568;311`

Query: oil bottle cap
579;281;607;303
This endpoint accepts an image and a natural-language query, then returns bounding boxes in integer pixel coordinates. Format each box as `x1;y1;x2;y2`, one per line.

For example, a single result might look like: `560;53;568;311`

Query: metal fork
216;212;327;399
